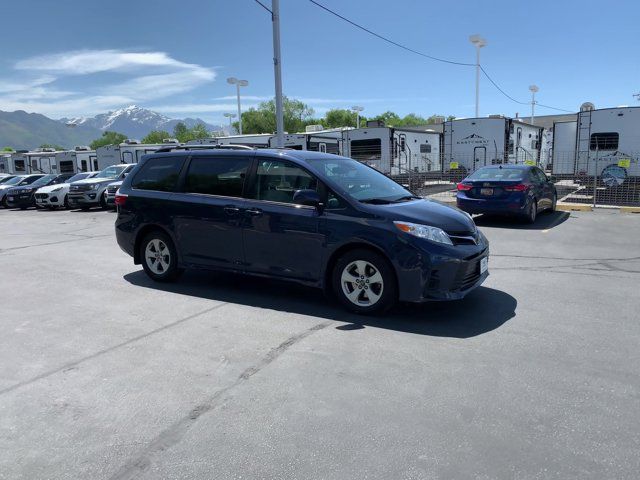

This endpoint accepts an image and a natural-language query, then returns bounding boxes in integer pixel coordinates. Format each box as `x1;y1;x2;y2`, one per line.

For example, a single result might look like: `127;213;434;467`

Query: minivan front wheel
140;232;180;282
332;249;397;314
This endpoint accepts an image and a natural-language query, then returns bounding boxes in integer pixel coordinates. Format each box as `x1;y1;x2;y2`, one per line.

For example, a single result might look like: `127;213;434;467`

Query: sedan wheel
525;199;537;224
332;249;396;314
140;232;181;282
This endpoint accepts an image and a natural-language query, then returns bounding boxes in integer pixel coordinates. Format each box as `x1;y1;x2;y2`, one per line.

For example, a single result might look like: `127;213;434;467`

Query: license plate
480;257;488;274
480;188;493;196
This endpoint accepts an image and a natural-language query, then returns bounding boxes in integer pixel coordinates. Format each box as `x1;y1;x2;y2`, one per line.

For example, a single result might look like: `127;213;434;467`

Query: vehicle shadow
473;210;570;230
124;270;517;339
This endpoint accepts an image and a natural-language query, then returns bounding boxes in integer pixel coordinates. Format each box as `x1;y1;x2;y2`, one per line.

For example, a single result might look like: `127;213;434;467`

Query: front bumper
35;192;64;207
67;191;100;207
6;193;35;208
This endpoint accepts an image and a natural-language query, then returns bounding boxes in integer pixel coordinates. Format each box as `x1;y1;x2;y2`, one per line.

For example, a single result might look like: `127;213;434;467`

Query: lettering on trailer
456;134;489;145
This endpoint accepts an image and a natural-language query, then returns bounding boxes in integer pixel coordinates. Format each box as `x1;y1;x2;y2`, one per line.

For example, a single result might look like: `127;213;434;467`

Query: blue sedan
456;165;557;223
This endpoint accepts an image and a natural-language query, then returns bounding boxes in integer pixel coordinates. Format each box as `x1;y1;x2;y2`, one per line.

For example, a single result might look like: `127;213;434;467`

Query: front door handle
224;205;240;215
246;208;263;217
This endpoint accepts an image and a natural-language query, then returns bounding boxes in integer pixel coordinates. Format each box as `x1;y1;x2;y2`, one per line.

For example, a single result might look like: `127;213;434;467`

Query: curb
621;206;640;214
557;203;593;212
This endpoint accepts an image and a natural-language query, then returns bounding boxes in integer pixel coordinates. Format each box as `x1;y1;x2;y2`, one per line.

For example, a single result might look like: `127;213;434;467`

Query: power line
254;0;272;14
308;0;574;113
308;0;474;67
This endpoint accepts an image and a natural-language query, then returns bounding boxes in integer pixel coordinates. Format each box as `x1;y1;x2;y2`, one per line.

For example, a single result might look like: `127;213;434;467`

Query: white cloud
1;49;217;118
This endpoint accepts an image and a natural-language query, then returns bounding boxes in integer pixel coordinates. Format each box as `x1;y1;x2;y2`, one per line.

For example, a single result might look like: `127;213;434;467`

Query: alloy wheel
145;239;171;275
340;260;384;307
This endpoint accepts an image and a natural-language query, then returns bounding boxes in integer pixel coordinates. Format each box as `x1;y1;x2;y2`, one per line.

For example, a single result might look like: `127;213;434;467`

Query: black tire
548;193;557;213
80;206;90;211
332;248;397;315
100;191;108;210
524;199;537;224
63;194;69;209
140;231;181;282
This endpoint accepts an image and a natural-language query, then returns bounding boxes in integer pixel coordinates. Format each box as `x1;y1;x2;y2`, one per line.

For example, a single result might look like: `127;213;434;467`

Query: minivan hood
365;198;476;234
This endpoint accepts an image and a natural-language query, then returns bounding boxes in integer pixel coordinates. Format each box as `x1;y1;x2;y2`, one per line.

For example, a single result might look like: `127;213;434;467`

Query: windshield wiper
359;198;394;204
391;195;421;203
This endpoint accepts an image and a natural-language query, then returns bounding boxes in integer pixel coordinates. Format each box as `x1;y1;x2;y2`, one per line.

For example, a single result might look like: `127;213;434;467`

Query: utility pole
529;85;539;125
272;0;284;148
469;35;487;117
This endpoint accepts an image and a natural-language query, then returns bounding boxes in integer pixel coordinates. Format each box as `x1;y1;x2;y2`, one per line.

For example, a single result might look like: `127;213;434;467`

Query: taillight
457;183;473;191
114;193;128;206
504;184;529;192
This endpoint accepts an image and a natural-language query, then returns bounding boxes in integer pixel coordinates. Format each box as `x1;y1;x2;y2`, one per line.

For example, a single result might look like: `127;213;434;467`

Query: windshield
30;174;58;187
2;176;23;186
467;168;526;181
0;176;16;184
314;157;413;203
18;176;42;186
67;173;90;183
96;165;126;179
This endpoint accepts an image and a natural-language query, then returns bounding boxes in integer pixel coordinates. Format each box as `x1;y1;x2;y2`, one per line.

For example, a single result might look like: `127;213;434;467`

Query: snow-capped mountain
60;105;224;140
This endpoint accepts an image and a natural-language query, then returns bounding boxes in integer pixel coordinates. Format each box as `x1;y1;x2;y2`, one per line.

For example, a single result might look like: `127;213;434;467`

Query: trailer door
473;147;487;169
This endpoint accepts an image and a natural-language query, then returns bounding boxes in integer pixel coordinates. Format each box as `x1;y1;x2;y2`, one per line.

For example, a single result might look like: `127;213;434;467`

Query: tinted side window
132;157;183;192
248;159;317;204
185;156;251;197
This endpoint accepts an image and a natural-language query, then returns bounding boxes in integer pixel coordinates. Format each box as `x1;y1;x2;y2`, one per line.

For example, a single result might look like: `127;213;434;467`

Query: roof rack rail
154;144;256;153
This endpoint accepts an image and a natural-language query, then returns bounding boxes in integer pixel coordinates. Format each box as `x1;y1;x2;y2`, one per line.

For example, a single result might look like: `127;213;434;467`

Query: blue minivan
115;147;489;314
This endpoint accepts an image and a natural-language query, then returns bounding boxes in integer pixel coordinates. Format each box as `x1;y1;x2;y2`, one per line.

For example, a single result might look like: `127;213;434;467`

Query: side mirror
122;172;129;178
549;175;557;183
293;189;321;208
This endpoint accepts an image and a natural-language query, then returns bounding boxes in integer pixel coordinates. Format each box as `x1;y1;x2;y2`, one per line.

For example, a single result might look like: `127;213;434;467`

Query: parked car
455;165;557;223
0;175;45;208
0;175;18;184
67;164;135;210
105;180;123;209
5;173;75;209
115;148;489;314
35;172;99;209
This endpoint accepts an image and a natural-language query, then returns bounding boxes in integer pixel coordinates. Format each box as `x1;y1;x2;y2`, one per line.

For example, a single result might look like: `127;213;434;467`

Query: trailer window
81;160;88;172
590;132;618;151
419;144;431;154
122;152;134;163
15;160;26;172
350;139;382;161
92;157;98;170
59;161;74;173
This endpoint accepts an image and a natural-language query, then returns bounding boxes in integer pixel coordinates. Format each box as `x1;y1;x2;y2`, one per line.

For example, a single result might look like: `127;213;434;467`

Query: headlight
393;221;453;245
51;187;63;192
89;183;99;190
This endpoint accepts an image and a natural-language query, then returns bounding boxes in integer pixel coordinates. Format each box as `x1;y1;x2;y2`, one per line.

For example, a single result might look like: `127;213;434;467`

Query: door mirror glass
293;189;321;207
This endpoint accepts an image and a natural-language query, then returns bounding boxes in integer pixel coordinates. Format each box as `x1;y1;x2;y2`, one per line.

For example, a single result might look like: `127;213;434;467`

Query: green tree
189;123;210;140
90;131;128;150
173;122;190;142
142;130;171;144
398;113;427;126
2;147;14;152
372;111;402;126
39;143;66;150
323;109;360;128
233;96;315;134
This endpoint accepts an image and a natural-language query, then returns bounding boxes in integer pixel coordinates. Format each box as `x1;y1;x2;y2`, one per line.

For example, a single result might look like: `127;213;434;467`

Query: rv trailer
24;148;60;174
342;124;442;174
551;121;578;175
119;139;178;164
54;147;99;174
0;153;11;174
443;116;543;173
96;144;122;168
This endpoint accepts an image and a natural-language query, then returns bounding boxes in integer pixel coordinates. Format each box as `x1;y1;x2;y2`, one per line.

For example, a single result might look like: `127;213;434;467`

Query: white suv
35;172;98;209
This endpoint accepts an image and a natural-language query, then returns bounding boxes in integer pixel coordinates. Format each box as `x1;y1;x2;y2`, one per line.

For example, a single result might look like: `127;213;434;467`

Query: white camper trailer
217;134;272;148
24;148;60;174
443;117;543;173
54;147;99;173
96;144;122;168
8;151;29;174
0;153;11;174
118;139;178;164
574;107;640;185
551;121;578;175
342;124;442;175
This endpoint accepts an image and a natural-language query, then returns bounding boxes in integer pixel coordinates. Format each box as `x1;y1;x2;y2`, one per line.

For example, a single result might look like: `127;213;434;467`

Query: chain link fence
345;146;640;208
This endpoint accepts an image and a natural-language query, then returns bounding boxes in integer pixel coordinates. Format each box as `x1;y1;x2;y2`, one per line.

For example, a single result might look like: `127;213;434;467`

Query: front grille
70;184;93;192
452;258;483;291
107;185;118;194
447;230;478;246
35;193;48;199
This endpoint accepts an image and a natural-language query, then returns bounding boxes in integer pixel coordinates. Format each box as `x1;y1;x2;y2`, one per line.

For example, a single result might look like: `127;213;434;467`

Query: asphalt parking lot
1;207;639;479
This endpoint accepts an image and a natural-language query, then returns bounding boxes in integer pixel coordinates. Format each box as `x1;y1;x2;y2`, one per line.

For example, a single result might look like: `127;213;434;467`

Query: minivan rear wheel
140;231;181;282
332;249;397;315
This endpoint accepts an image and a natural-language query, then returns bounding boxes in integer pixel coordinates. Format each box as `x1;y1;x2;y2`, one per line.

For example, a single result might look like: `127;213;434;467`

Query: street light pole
529;85;539;125
351;106;364;129
223;112;237;133
227;77;249;135
272;0;284;148
469;35;487;118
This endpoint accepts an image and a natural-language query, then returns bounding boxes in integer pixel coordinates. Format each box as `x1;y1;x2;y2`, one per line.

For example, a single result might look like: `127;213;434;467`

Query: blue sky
1;0;638;125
